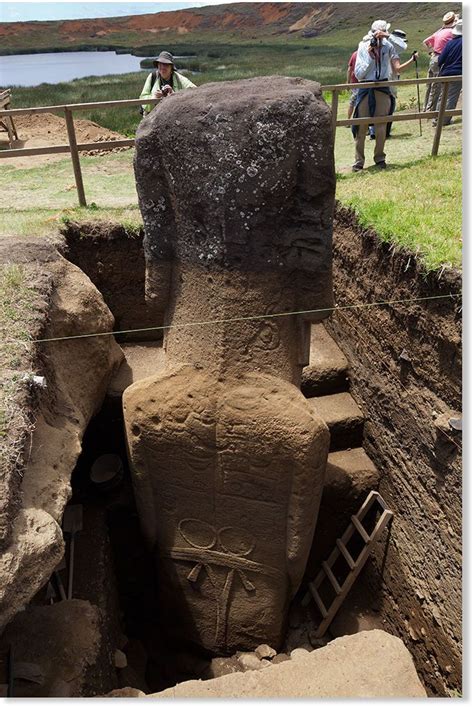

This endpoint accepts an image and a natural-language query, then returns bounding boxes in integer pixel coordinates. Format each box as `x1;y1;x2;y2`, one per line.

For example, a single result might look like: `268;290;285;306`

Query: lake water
0;51;148;87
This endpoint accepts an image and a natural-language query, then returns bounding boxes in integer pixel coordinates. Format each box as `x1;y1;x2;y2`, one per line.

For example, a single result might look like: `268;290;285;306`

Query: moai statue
124;76;335;653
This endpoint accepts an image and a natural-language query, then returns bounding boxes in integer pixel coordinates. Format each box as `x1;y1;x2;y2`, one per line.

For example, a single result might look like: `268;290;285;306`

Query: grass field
0;92;462;271
1;24;463;272
8;27;435;136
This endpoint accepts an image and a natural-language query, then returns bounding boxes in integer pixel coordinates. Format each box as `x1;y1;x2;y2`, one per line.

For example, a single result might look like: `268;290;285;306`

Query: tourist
139;50;196;115
434;18;462;126
351;20;398;171
422;11;457;112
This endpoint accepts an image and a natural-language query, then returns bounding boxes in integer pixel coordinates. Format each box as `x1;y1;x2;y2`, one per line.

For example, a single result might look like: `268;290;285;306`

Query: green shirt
139;70;196;114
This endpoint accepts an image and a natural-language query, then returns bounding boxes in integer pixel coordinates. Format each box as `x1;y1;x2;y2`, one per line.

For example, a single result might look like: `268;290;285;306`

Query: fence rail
0;75;462;207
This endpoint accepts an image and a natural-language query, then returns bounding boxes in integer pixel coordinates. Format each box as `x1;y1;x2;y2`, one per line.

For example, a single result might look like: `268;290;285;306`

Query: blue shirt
438;35;462;76
355;38;398;81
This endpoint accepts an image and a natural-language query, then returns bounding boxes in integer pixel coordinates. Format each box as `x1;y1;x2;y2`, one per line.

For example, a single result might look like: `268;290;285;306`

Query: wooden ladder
303;490;394;638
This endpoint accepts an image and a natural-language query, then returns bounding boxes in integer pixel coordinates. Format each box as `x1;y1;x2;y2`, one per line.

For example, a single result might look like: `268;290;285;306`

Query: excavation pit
0;210;461;698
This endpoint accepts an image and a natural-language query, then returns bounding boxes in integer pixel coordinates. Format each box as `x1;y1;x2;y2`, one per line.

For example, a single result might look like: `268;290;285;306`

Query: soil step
326;448;379;493
305;448;380;573
307;392;365;451
108;342;166;396
302;324;349;397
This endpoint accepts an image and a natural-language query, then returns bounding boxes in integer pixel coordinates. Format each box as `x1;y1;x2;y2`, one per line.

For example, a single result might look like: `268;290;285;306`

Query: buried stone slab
150;630;427;698
124;76;335;653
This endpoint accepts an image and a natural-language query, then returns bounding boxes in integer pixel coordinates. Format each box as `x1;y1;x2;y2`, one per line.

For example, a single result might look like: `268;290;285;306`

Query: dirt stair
302;324;382;572
307;392;365;451
303;324;366;453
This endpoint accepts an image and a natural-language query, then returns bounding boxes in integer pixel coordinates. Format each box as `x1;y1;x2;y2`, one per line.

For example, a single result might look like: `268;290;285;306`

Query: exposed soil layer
0;113;129;167
60;212;462;695
327;205;462;697
62;221;161;341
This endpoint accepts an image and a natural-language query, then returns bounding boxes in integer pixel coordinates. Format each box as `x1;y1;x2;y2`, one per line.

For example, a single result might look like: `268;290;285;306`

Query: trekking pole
413;52;423;136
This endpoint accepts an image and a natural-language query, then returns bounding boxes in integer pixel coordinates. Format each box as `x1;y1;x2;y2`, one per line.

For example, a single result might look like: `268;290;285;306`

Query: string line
4;292;461;345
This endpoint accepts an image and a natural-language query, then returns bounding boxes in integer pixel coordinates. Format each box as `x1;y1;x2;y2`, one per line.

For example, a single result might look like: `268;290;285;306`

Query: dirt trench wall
62;222;159;341
328;206;462;696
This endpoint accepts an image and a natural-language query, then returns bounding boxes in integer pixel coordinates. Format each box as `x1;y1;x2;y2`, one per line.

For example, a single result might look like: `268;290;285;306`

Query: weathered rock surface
21;256;124;520
151;630;427;698
124;369;329;651
104;687;147;697
1;600;105;697
255;643;277;660
0;251;123;631
0;509;63;630
125;76;335;653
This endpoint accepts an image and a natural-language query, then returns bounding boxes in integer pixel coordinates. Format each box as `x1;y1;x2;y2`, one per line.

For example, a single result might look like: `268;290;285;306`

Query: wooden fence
0;75;462;207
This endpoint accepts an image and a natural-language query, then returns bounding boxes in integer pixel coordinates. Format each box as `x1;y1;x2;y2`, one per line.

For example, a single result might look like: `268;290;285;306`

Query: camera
370;35;378;47
161;85;172;97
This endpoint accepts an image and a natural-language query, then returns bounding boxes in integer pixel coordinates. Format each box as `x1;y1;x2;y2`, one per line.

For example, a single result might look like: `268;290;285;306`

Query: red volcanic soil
0;2;452;49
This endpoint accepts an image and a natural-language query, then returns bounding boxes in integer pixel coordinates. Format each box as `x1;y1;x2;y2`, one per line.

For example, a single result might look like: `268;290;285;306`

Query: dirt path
0;112;129;168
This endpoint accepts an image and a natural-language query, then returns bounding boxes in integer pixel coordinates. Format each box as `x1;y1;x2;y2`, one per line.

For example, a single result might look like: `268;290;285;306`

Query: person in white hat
434;18;462;126
422;11;458;111
351;20;399;170
139;50;196;115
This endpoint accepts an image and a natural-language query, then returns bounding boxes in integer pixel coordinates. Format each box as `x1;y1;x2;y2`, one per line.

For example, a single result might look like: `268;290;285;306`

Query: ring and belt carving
162;519;284;645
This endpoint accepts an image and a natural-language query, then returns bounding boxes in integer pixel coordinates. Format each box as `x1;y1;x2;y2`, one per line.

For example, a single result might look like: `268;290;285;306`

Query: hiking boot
375;161;387;169
352;164;363;173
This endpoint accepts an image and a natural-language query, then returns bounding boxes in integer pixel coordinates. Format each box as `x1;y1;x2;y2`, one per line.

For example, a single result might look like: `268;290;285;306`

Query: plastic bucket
90;453;124;492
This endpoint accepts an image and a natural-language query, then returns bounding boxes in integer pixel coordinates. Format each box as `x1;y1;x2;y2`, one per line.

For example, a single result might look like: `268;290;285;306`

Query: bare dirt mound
0;113;129;167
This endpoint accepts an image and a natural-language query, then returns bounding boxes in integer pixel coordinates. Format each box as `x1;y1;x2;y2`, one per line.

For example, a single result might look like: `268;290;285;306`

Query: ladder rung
322;561;342;594
308;583;328;618
336;539;355;569
351;515;370;542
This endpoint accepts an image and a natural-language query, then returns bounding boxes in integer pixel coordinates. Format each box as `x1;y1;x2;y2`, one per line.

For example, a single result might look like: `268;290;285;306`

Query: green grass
8;33;434;137
0;205;142;238
0;262;36;370
0;150;137;209
1;28;462;273
336;152;461;270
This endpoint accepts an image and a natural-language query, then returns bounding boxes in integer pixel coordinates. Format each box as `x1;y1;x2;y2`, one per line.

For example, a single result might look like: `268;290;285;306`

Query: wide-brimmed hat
389;29;408;51
371;20;391;32
153;51;174;67
442;11;456;25
452;18;462;34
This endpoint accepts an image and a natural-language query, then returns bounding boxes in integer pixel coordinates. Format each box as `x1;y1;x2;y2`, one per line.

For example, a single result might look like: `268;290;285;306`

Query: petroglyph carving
125;76;335;652
167;519;285;645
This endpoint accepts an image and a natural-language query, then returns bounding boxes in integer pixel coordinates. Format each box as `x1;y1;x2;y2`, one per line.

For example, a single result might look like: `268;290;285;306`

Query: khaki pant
435;79;462;125
353;92;392;168
424;54;440;112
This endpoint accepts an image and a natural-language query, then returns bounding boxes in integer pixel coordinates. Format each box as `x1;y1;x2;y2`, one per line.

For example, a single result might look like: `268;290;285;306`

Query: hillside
0;2;461;54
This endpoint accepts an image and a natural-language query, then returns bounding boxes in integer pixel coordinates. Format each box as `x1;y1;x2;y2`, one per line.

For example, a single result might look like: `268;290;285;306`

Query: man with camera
139;51;196;116
351;20;400;171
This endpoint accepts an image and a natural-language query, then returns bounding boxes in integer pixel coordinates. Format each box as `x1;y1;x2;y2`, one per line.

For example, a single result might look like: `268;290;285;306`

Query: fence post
431;80;449;157
64;107;87;207
331;90;339;140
